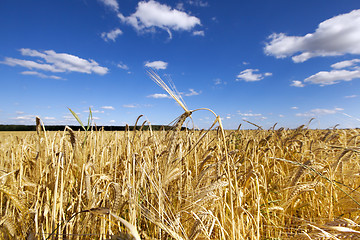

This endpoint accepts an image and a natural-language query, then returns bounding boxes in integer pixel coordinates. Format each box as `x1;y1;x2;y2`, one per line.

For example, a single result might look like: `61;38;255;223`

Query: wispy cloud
184;88;201;96
187;0;209;7
147;93;170;98
101;28;122;42
21;71;63;80
238;111;262;117
118;0;201;38
117;62;129;70
145;60;168;70
11;115;36;120
1;48;108;75
101;106;115;110
98;0;119;12
83;109;105;113
192;30;205;36
342;113;360;122
264;9;360;62
345;94;358;98
236;69;272;82
296;107;343;117
290;80;305;87
122;104;138;108
291;106;299;110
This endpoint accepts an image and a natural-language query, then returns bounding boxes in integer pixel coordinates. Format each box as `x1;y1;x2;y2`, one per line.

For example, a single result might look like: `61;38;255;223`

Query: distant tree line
0;125;188;131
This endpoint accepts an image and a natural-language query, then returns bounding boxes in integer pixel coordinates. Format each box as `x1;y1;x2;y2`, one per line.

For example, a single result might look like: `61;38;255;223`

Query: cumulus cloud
1;48;108;75
296;107;343;117
304;69;360;86
101;28;122;42
264;9;360;62
145;60;168;70
236;69;272;82
101;106;115;110
118;0;201;38
302;58;360;86
98;0;119;12
192;30;205;36
147;93;170;98
290;80;305;87
21;71;63;80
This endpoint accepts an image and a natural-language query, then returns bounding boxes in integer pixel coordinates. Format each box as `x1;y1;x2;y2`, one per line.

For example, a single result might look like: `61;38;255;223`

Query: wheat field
1;73;360;239
1;123;360;239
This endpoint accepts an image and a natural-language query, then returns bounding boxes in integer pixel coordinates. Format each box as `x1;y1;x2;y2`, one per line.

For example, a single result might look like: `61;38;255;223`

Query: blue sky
1;0;360;129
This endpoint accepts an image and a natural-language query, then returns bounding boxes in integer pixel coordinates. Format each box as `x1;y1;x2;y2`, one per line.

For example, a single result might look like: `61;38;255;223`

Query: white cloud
44;117;55;120
109;120;116;123
192;30;205;36
345;94;358;98
184;88;200;96
214;78;222;85
236;69;272;82
117;62;129;70
291;106;298;110
290;80;305;87
264;9;360;62
279;114;285;118
187;0;208;7
84;109;104;113
296;107;343;117
176;3;185;11
214;78;226;86
145;60;168;70
331;59;360;69
98;0;119;12
2;57;60;72
118;0;201;38
2;48;108;75
21;71;63;80
122;104;138;108
11;115;36;120
101;106;115;110
16;111;24;114
238;111;262;117
101;28;122;42
304;69;360;86
147;93;170;98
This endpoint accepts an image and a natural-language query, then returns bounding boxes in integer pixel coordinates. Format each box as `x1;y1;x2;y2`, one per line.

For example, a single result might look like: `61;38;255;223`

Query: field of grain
1;123;360;239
